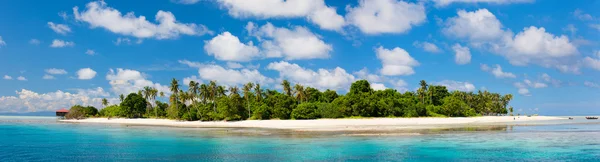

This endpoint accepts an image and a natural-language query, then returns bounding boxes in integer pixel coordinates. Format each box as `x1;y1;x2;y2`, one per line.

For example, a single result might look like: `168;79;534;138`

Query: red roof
56;108;69;113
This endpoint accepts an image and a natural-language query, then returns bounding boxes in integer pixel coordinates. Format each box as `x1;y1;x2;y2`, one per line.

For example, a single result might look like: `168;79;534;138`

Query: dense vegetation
91;79;513;121
65;105;98;119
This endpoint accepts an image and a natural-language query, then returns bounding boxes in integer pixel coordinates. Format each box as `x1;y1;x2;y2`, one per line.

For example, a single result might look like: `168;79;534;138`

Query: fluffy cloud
106;68;171;95
375;46;419;76
444;9;580;73
433;0;533;7
50;39;75;48
17;76;27;81
524;79;547;88
77;68;97;80
514;82;531;96
583;54;600;71
204;32;260;62
413;41;442;53
226;62;243;69
346;0;426;34
86;49;96;55
197;64;273;86
370;83;387;91
267;61;355;91
42;74;56;80
29;39;40;45
3;75;12;80
183;75;203;85
47;22;71;35
584;81;600;88
172;0;201;5
74;1;212;39
452;44;471;65
45;68;68;75
248;22;332;60
540;73;561;87
443;9;507;42
0;88;111;113
572;9;595;21
480;64;516;78
514;78;547;96
353;68;384;83
0;36;5;47
217;0;345;31
432;80;476;92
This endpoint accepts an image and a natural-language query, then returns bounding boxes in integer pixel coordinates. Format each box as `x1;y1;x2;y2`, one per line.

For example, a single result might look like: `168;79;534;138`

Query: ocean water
1;116;599;161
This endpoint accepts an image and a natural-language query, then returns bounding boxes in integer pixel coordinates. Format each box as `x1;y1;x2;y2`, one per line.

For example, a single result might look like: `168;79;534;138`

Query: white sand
61;116;565;131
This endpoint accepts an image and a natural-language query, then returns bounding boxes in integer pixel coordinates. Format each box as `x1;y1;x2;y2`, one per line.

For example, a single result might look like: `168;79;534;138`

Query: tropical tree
179;90;192;120
282;80;292;96
102;98;109;107
209;80;217;112
199;84;209;104
254;83;263;102
169;78;180;118
243;82;254;118
188;81;199;104
294;84;305;103
418;80;428;104
119;94;125;102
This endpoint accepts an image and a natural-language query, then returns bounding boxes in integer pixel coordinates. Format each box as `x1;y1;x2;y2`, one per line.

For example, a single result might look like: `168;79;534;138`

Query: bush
291;103;319;119
251;104;270;120
65;105;98;119
317;103;342;118
120;93;147;118
99;105;122;117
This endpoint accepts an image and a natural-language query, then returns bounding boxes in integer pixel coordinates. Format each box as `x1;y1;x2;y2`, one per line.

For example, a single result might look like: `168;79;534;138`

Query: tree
321;89;338;103
119;94;125;102
120;93;147;118
282;80;292;96
102;98;109;107
292;103;319;119
254;83;263;102
66;105;98;120
349;80;371;95
199;84;208;104
243;82;254;118
179;90;192;121
209;80;217;112
418;80;428;104
294;84;305;103
169;78;180;118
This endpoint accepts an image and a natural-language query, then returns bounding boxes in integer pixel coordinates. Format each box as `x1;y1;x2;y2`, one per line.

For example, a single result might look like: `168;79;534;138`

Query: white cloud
0;88;112;113
106;68;171;95
204;32;260;62
86;49;96;55
433;0;533;7
29;39;40;45
443;9;507;42
572;9;594;21
58;12;69;20
172;0;201;5
267;61;355;91
3;75;12;80
433;80;475;92
524;79;547;88
197;64;273;87
43;74;56;80
371;83;387;91
248;22;332;60
45;68;68;75
47;22;72;35
413;41;442;53
539;73;561;87
17;76;27;81
114;37;133;45
376;46;419;76
452;44;471;65
584;56;600;71
74;1;212;39
183;75;203;85
77;68;97;80
390;79;409;92
0;36;6;47
217;0;345;31
346;0;426;34
226;62;243;69
353;68;384;83
480;64;516;78
444;9;580;73
50;39;75;48
514;82;531;96
584;81;600;88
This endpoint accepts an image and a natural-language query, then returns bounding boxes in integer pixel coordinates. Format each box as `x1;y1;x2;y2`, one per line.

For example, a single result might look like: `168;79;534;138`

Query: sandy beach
61;116;565;131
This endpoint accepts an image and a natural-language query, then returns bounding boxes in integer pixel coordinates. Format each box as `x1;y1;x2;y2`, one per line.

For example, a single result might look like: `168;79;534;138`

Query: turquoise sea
1;116;600;161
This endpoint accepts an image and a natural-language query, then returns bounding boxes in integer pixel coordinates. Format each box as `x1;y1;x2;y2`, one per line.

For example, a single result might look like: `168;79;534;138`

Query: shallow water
1;116;599;161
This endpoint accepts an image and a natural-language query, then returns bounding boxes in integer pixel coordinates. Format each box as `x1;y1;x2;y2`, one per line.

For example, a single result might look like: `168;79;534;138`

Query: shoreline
60;116;566;132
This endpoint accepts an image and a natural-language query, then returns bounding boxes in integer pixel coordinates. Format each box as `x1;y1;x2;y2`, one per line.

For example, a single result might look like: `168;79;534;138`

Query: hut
56;108;69;118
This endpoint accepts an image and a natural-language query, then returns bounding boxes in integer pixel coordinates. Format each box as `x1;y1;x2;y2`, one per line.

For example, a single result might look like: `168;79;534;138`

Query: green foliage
120;93;147;118
99;105;122;117
251;103;270;120
317;103;342;118
65;105;98;119
292;103;319;119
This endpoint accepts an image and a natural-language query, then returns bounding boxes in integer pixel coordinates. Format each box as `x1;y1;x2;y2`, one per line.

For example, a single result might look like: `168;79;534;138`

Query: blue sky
1;0;599;115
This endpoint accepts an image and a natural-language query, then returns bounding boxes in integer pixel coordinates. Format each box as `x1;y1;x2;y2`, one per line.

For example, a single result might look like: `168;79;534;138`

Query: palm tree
119;94;124;102
209;80;217;112
150;88;158;117
294;84;305;103
282;80;292;96
142;86;153;116
170;78;180;115
188;81;199;104
217;86;228;97
177;90;191;121
243;82;254;117
102;98;109;107
199;84;209;104
229;86;239;97
418;80;428;104
254;83;262;102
